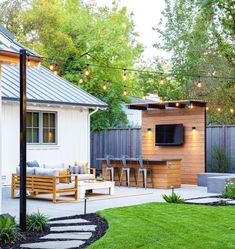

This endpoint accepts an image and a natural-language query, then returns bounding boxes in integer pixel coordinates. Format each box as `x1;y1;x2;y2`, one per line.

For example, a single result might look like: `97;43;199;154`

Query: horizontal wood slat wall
142;107;206;184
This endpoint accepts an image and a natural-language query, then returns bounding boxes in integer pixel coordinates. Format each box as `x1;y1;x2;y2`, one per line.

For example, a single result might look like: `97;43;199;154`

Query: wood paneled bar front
98;158;182;189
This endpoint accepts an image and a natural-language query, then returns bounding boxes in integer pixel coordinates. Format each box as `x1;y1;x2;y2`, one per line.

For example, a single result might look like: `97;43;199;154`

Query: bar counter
97;157;182;189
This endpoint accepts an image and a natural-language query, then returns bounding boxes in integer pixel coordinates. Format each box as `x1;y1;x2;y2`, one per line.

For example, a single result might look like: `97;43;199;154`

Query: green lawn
89;203;235;249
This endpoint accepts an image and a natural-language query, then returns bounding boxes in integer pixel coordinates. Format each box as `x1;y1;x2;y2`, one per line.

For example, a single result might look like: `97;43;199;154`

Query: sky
86;0;168;61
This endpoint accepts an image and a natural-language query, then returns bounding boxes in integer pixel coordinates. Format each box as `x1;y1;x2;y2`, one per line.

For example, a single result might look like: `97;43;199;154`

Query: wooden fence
91;126;235;172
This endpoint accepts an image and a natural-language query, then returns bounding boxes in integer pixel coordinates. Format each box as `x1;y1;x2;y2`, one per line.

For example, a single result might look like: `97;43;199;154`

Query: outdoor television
155;124;184;146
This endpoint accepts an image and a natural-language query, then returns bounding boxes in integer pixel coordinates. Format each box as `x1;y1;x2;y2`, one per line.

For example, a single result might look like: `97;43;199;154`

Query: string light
49;65;54;71
189;104;193;109
196;78;202;88
230;108;234;114
27;57;31;66
159;76;164;85
79;77;84;84
217;107;221;112
206;107;209;111
84;64;91;76
142;96;146;100
53;70;58;75
123;69;127;81
123;88;128;96
176;102;179;107
102;84;107;90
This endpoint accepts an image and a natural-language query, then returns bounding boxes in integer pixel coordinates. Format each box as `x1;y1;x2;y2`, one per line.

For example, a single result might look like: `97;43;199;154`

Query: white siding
2;102;90;185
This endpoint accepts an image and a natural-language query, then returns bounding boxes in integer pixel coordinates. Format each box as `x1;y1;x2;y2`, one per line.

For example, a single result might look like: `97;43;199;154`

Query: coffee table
78;181;115;199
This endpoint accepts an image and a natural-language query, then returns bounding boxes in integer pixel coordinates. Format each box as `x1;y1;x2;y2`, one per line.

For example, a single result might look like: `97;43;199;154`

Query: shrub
163;193;184;203
221;179;235;198
0;214;22;243
207;145;231;173
26;211;49;232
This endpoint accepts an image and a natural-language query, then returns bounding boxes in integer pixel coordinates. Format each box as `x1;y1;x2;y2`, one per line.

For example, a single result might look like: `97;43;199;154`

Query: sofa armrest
89;168;96;176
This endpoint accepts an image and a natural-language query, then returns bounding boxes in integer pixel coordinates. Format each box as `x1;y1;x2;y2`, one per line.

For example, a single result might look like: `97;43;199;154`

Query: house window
26;111;57;144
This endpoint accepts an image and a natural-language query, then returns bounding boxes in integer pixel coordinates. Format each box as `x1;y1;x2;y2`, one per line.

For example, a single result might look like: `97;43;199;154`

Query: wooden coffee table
78;180;115;199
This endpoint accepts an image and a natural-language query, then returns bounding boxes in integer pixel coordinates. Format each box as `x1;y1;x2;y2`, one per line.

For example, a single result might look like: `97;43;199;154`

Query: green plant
0;214;22;243
26;211;49;232
162;193;184;203
218;199;227;206
208;145;231;173
221;179;235;199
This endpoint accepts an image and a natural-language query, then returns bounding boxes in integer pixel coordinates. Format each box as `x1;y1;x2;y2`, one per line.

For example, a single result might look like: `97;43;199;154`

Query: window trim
27;110;58;145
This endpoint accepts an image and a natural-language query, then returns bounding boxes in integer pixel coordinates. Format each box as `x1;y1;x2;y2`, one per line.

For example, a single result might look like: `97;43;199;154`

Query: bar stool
136;155;153;188
104;155;116;181
119;155;136;187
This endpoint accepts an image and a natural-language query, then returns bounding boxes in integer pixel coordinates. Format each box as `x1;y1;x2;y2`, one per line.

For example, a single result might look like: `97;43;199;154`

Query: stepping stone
50;225;96;232
185;198;221;204
21;240;84;249
41;232;92;240
227;200;235;204
49;218;89;224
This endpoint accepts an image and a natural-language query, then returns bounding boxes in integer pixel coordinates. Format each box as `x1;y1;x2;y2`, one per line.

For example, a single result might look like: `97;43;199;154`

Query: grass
89;203;235;249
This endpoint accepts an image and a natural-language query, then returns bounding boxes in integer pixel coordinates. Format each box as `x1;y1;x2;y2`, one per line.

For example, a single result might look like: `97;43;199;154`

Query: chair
119;155;136;187
136;155;153;188
104;155;116;181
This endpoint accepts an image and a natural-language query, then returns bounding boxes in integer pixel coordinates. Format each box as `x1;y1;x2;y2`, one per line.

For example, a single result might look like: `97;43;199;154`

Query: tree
0;0;143;130
154;0;235;124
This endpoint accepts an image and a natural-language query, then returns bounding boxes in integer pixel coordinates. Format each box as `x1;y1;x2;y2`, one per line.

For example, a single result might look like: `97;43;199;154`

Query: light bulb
27;59;31;66
103;84;107;90
217;107;221;112
189;104;193;109
53;70;58;75
123;89;127;96
230;108;234;113
196;80;202;88
49;65;54;71
206;107;209;111
176;102;179;107
142;96;146;100
79;77;84;84
160;77;164;85
85;68;90;76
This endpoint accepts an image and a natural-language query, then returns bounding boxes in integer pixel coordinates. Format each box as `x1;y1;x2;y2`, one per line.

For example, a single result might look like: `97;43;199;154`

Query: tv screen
155;124;184;146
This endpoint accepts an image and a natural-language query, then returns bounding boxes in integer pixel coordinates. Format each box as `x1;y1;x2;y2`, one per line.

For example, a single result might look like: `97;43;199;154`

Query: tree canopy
154;0;235;124
0;0;143;130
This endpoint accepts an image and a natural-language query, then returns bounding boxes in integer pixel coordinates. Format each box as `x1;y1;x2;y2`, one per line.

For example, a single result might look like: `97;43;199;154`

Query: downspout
87;107;99;167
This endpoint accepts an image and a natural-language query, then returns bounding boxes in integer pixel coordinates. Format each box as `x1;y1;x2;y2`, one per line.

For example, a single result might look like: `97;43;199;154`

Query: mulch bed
0;213;108;249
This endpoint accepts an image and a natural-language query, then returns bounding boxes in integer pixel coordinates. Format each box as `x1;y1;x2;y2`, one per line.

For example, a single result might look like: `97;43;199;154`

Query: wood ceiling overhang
128;100;207;110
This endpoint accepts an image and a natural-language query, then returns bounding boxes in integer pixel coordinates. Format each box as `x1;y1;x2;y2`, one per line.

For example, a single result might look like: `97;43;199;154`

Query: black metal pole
20;49;27;231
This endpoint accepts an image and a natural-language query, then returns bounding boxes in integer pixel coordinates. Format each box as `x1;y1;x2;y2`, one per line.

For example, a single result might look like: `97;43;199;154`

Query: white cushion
16;166;35;174
43;163;65;169
56;182;75;190
35;168;59;177
77;174;95;181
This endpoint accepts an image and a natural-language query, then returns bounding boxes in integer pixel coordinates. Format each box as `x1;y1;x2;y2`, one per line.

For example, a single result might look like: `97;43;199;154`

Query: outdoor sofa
11;161;96;203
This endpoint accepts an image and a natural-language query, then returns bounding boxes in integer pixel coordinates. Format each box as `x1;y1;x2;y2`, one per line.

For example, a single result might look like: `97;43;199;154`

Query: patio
3;185;216;218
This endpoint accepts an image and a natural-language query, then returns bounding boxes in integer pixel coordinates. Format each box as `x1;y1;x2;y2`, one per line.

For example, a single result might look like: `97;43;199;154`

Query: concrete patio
2;185;217;219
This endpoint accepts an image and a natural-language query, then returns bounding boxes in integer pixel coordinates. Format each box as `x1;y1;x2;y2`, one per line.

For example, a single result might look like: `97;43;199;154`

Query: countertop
96;157;182;162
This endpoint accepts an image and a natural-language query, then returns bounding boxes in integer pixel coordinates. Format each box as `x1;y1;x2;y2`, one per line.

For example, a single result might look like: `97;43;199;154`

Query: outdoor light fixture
27;58;31;66
192;127;196;130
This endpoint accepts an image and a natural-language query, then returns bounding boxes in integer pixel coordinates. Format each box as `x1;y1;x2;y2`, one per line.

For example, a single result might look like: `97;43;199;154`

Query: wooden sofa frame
11;174;78;203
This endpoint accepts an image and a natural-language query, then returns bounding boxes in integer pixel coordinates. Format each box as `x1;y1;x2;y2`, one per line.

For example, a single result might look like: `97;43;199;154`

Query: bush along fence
91;126;235;174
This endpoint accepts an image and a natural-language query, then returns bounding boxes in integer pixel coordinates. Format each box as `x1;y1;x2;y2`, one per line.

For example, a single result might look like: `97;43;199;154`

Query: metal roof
1;64;107;108
0;25;41;57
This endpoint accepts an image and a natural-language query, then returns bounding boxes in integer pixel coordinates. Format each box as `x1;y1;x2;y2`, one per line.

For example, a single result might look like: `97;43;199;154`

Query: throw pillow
16;166;35;175
27;160;40;168
59;168;71;183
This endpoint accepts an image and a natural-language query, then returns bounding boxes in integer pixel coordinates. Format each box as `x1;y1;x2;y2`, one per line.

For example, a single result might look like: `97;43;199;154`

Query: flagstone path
20;216;98;249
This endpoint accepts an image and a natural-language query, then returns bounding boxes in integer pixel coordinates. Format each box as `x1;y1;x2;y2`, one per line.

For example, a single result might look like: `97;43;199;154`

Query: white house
0;26;107;185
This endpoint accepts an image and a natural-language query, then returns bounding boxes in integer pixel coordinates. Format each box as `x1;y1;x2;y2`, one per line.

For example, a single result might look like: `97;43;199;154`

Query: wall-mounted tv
155;124;184;146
